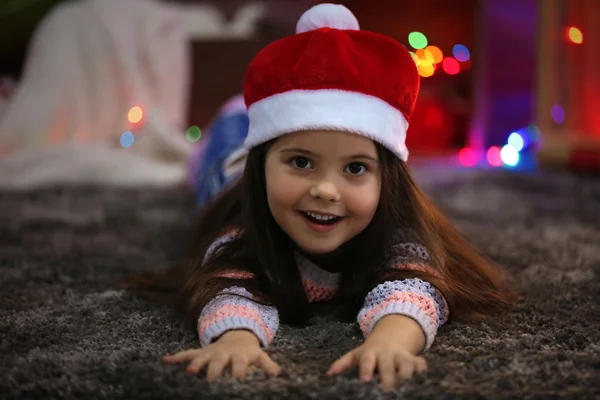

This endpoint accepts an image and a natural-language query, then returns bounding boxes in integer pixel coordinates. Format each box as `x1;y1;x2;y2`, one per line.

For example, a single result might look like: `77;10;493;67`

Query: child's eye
345;162;367;175
290;156;313;169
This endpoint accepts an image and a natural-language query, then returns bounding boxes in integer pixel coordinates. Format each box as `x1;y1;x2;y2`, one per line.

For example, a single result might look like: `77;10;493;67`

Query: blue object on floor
192;110;249;209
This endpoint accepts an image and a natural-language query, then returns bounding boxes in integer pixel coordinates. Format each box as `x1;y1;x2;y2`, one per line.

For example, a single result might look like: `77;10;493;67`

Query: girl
128;3;517;392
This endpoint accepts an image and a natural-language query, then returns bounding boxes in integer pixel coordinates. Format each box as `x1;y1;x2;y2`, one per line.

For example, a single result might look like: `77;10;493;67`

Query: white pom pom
296;4;359;34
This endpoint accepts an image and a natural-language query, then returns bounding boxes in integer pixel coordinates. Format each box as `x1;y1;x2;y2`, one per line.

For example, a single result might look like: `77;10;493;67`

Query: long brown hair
125;139;517;330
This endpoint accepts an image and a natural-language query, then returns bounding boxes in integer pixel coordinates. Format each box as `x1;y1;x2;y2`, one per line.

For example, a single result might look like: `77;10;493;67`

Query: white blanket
0;0;192;188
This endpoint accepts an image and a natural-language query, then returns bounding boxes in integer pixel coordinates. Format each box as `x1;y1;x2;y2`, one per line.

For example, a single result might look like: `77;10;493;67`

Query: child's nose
309;181;341;202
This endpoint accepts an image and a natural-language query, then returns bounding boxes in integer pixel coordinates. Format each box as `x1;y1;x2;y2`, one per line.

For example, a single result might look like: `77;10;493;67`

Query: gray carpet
1;166;599;399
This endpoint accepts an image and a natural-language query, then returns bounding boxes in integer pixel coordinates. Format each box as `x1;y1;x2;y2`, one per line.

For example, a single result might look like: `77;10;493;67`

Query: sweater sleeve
198;230;280;348
198;285;279;348
357;278;449;352
357;233;449;352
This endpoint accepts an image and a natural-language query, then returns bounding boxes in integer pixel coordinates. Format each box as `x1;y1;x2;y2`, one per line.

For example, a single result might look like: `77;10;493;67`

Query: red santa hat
242;3;420;161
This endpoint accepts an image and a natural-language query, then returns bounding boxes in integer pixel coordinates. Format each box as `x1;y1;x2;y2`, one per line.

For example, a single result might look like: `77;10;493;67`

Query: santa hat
243;3;420;161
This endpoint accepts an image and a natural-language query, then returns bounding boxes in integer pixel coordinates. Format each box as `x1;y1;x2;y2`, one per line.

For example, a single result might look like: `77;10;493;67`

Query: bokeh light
551;104;565;124
417;63;434;77
425;46;443;64
486;146;503;167
452;44;470;62
507;132;525;151
501;145;519;166
128;106;143;124
186;125;202;142
458;147;477;166
408;32;428;49
416;49;434;64
566;26;583;44
442;57;460;75
120;131;134;148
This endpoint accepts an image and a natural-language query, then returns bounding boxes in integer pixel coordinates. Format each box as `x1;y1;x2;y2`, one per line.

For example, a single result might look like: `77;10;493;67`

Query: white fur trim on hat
296;4;359;34
244;89;409;161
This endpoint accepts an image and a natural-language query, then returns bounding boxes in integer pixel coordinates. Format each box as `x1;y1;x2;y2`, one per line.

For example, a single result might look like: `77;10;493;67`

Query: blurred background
0;0;599;187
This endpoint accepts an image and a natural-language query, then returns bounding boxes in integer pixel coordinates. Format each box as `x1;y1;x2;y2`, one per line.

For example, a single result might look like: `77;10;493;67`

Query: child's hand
326;341;427;392
163;330;281;382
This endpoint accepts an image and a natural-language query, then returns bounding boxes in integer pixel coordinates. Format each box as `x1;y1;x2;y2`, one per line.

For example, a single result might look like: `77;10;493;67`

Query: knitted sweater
198;231;450;352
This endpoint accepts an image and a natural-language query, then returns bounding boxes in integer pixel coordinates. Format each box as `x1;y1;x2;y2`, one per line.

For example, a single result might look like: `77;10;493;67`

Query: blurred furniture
0;0;193;188
169;0;319;128
535;0;600;172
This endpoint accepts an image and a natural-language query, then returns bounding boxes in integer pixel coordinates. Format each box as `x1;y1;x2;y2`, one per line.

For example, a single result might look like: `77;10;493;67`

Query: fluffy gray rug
1;166;599;399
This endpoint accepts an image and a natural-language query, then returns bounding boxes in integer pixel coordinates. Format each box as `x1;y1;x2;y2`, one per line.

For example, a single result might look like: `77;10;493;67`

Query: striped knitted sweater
198;231;450;352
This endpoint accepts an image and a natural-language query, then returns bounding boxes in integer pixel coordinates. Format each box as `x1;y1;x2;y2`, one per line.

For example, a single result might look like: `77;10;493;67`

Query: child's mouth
299;211;343;232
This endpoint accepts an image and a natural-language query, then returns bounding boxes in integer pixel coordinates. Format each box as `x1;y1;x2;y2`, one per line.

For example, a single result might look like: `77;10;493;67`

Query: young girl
128;3;517;392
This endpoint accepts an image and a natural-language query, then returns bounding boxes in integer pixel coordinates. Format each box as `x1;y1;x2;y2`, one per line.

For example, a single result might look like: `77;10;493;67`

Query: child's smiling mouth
298;210;345;232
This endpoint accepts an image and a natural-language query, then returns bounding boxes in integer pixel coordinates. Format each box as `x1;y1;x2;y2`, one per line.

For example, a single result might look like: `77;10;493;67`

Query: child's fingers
163;349;202;363
257;352;281;376
377;353;396;392
413;356;428;374
206;355;231;382
230;355;251;381
185;353;211;374
358;352;377;382
327;352;355;376
397;359;415;381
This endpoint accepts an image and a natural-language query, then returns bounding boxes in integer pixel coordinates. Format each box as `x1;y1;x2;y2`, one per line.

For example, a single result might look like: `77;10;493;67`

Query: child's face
264;130;381;254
